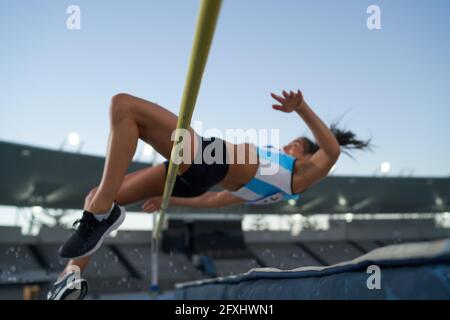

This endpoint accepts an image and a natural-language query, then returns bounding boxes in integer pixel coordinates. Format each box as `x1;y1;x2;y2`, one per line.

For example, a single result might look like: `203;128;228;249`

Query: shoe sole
53;280;88;300
65;206;126;260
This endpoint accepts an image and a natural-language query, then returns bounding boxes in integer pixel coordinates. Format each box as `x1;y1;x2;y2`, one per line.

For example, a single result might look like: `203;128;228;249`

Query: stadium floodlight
138;144;157;164
345;213;354;223
31;206;43;214
435;196;444;207
68;132;80;146
338;195;347;207
143;144;153;156
60;132;83;153
380;162;391;174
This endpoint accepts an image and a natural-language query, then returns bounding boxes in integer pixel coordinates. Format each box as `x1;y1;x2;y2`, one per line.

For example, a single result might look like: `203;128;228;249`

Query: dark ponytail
300;121;372;159
329;122;372;159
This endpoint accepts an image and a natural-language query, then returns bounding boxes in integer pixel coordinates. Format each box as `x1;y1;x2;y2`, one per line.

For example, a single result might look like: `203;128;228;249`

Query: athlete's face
283;139;305;159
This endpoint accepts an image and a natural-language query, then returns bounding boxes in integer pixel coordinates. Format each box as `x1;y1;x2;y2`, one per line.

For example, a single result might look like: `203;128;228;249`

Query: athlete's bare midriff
218;141;304;193
218;142;259;192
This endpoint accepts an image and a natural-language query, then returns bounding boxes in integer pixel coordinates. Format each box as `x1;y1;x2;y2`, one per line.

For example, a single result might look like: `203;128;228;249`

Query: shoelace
72;214;99;238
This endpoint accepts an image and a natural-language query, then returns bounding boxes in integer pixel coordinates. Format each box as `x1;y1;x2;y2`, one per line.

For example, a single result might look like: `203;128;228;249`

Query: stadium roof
0;140;449;215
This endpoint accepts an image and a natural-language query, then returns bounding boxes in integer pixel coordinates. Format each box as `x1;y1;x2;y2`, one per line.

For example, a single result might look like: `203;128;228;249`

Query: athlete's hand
271;90;305;113
142;196;162;213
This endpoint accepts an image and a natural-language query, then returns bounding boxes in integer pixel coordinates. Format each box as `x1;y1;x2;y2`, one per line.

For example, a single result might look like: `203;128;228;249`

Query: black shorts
163;136;229;198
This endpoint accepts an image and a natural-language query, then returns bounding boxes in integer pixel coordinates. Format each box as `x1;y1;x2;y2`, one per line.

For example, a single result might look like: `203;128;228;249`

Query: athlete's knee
111;93;132;106
110;93;134;121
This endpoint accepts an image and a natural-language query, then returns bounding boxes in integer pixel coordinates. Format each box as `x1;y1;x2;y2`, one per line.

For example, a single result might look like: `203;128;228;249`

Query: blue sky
1;0;449;177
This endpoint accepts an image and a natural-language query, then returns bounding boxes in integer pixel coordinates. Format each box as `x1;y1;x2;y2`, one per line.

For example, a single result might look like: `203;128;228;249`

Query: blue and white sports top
231;145;301;205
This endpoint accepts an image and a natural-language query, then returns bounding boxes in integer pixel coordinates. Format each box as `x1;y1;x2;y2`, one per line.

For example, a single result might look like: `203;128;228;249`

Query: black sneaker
59;204;126;259
47;272;88;300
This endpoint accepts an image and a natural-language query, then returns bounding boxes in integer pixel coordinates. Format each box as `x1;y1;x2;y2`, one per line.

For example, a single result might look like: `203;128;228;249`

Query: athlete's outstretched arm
142;191;245;212
271;90;341;192
271;90;340;161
